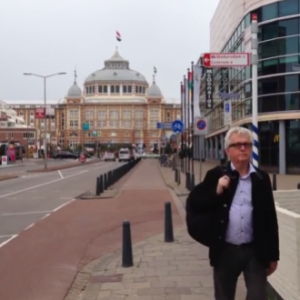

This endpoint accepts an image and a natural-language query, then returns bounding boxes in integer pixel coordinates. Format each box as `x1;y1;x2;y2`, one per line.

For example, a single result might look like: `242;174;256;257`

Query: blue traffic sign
225;102;230;113
157;122;172;129
172;120;184;133
196;119;207;130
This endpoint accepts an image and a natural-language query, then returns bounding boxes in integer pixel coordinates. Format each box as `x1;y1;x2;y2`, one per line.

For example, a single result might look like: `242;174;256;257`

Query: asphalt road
0;161;123;247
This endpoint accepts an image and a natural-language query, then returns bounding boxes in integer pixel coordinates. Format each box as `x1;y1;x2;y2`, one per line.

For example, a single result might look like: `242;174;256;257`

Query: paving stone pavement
79;226;247;300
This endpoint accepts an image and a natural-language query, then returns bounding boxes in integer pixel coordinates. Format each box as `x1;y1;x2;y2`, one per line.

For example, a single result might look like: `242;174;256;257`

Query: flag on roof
116;31;121;42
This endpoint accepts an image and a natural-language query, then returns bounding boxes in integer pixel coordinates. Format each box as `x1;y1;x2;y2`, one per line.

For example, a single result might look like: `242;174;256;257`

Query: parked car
103;151;116;161
53;151;78;159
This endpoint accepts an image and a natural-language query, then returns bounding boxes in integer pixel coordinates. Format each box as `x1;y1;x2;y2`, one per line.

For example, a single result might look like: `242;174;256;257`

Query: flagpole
186;69;192;190
180;81;185;173
190;62;195;189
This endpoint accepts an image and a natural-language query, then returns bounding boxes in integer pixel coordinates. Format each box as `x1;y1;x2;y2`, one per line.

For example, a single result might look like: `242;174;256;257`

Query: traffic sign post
157;122;172;130
194;117;208;136
224;101;232;126
171;120;184;133
202;53;250;68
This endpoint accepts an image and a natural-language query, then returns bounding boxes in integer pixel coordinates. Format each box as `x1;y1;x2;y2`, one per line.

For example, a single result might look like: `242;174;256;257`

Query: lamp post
23;72;67;169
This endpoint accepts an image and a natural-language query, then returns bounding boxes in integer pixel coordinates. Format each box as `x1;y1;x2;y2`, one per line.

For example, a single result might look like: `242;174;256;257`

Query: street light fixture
23;72;67;169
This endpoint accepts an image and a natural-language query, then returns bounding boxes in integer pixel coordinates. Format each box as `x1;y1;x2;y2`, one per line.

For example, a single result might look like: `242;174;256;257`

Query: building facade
201;0;300;174
4;50;180;150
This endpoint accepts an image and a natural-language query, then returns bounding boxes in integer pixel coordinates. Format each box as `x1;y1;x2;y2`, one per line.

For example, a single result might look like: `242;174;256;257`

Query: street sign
203;53;250;68
82;123;89;131
224;101;232;126
157;122;172;129
35;108;45;119
171;120;184;133
194;117;208;135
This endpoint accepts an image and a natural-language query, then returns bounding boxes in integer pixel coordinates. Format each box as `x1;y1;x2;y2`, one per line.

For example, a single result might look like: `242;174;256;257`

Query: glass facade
203;0;300;172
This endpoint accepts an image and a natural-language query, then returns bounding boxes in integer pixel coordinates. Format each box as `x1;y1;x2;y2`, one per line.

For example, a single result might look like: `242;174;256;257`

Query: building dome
67;70;82;98
85;50;147;83
67;83;81;98
147;82;163;98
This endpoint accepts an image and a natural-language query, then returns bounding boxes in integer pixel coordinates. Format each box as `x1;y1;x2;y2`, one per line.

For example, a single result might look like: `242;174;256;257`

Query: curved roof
85;50;147;84
147;82;163;98
67;83;81;98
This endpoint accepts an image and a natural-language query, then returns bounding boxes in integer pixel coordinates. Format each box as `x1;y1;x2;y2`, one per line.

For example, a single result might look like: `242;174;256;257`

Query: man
186;126;279;300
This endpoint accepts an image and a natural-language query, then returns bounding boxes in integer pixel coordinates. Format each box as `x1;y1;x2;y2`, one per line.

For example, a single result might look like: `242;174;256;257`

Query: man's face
225;133;252;163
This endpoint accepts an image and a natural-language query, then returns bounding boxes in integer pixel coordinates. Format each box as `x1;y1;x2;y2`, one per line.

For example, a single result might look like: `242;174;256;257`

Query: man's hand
216;176;230;195
267;261;278;276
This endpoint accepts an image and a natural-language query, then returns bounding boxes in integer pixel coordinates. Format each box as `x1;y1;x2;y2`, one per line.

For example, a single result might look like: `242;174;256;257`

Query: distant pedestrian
186;126;279;300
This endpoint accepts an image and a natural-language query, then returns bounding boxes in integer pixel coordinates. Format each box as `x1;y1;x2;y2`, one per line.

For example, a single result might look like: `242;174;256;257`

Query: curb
78;189;120;200
26;160;101;173
0;175;19;182
157;162;189;197
64;226;185;300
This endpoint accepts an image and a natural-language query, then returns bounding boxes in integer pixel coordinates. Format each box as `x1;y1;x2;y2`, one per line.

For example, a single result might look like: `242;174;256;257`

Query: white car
118;148;131;162
104;151;116;161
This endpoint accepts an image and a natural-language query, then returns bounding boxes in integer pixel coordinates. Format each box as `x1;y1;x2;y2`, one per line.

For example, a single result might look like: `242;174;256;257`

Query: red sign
251;13;258;21
35;108;45;119
202;53;250;68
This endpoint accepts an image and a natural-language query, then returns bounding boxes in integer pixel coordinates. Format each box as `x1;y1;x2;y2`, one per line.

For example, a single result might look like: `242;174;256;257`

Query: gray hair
224;126;253;149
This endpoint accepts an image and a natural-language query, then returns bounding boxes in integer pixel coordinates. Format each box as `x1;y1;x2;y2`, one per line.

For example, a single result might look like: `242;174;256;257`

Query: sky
0;0;219;102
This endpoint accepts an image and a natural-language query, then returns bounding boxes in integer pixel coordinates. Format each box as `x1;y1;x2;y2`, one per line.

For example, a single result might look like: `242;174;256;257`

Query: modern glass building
200;0;300;173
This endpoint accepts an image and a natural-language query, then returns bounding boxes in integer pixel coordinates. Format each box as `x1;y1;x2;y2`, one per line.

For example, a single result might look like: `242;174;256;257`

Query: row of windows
258;35;300;59
68;120;160;129
221;0;300;60
85;85;146;95
259;18;300;41
258;74;300;95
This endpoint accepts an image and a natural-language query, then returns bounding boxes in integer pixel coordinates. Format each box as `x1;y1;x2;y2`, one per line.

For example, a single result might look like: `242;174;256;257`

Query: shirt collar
230;162;256;179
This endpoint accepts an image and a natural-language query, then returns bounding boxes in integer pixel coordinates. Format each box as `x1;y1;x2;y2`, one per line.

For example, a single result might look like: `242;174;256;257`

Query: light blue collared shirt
225;163;256;245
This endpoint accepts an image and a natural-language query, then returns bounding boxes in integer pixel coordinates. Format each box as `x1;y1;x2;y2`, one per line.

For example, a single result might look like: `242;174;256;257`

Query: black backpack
185;182;214;247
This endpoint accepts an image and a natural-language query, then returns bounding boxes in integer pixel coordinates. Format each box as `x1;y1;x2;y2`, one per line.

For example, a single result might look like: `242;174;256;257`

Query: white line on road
24;223;35;230
0;235;18;249
58;170;64;179
53;199;74;212
1;211;52;216
0;170;88;199
0;234;15;238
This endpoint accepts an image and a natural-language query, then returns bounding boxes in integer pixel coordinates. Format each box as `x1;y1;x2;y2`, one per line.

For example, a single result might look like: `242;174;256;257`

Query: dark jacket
186;163;279;267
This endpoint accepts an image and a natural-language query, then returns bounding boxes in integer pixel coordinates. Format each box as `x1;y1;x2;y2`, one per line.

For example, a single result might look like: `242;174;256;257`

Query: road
0;160;123;247
0;158;99;176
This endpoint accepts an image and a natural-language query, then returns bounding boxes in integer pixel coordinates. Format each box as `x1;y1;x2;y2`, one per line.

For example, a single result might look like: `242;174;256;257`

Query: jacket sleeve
263;172;280;262
186;169;221;213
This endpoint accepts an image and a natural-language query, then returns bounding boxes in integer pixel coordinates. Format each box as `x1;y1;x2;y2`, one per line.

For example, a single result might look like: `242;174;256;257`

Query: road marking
24;223;35;230
41;213;50;220
58;170;64;179
1;211;52;216
0;234;15;238
0;235;18;249
53;199;74;212
0;170;88;199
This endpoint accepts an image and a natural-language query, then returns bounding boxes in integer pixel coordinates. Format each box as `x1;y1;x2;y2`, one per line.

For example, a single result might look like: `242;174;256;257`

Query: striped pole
251;13;259;168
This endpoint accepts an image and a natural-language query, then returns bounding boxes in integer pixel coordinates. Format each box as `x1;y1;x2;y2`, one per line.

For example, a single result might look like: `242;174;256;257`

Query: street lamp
23;72;67;169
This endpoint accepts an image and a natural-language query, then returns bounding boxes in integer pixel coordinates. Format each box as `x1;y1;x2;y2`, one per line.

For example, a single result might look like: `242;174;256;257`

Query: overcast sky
0;0;219;102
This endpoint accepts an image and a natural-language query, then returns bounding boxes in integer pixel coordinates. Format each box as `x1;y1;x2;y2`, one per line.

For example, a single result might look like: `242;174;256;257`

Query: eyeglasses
229;142;252;149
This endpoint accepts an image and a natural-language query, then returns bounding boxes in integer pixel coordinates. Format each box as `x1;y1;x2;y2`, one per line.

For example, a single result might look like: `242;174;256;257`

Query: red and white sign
203;53;250;68
35;108;45;119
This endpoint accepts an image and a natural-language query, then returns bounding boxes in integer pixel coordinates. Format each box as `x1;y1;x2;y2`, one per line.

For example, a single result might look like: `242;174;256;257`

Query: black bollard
99;175;104;194
186;172;190;190
297;183;300;190
176;169;181;185
122;220;133;267
272;173;277;191
164;202;174;242
190;173;195;190
95;177;100;195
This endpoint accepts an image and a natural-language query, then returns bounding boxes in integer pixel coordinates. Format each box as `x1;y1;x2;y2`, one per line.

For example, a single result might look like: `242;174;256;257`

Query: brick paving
70;160;248;300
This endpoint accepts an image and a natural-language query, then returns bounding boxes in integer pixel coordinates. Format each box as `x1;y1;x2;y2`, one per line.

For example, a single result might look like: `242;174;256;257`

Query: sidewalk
65;160;247;300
